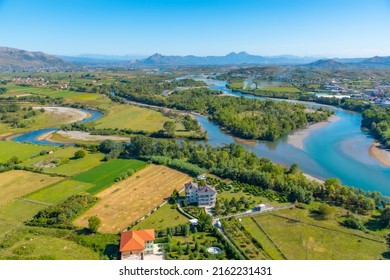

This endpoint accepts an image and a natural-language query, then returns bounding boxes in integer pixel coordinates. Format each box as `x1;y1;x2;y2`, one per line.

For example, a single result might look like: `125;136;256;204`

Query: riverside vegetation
0;69;389;260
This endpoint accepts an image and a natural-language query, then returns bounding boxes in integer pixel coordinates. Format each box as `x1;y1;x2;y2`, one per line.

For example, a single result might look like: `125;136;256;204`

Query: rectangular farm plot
0;200;47;239
72;159;148;194
74;164;192;233
24;180;94;204
0;170;63;205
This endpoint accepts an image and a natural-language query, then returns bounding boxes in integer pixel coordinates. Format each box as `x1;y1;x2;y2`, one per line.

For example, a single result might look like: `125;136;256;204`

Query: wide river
194;77;390;195
12;109;103;146
11;79;390;195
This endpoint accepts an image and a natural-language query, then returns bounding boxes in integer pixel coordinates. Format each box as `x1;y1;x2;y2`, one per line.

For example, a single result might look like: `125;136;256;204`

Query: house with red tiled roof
119;229;155;260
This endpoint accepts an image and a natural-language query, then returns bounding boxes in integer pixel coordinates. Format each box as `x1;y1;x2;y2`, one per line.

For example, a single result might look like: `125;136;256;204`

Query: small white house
189;218;198;226
255;204;266;211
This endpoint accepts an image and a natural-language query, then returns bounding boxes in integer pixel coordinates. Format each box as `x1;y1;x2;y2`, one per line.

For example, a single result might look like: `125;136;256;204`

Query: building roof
119;229;155;252
198;184;216;194
185;182;198;191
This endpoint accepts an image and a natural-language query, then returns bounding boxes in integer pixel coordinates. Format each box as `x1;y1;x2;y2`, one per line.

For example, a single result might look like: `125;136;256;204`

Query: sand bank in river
287;115;340;150
33;106;89;124
369;142;390;167
55;130;130;141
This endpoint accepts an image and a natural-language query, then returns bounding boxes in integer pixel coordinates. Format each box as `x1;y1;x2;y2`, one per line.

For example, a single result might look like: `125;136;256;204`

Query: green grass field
261;87;301;92
0;170;63;205
72;158;148;194
0;234;100;260
23;146;105;176
131;202;190;231
93;104;171;132
0;142;53;163
245;208;387;260
230;82;244;89
0;200;46;240
240;217;286;260
24;180;94;204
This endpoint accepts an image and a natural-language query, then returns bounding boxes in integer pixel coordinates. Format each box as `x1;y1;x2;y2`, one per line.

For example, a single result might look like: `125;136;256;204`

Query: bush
88;216;101;233
343;215;365;230
318;203;334;218
74;150;87;159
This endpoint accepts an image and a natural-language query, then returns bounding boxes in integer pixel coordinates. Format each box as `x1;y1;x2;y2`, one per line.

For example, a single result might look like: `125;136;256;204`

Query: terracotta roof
120;229;155;252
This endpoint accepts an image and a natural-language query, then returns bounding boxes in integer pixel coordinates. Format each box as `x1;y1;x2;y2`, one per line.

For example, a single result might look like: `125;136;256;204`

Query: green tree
74;150;87;159
381;206;390;228
171;189;179;202
318;203;334;218
163;121;176;136
183;224;190;236
343;215;365;230
88;216;101;233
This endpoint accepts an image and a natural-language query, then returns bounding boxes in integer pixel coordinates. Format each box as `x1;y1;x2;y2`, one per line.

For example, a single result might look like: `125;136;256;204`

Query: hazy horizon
0;0;389;58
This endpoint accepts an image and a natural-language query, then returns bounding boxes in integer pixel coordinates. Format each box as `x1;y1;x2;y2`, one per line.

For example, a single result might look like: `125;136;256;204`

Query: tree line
110;77;333;141
98;136;383;215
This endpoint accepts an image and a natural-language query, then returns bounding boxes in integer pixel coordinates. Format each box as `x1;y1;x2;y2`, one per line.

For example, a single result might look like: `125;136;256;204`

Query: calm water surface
194;77;390;195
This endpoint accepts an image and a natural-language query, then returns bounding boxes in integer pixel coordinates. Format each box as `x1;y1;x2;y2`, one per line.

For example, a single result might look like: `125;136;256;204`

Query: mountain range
133;51;319;66
0;47;69;70
1;46;390;70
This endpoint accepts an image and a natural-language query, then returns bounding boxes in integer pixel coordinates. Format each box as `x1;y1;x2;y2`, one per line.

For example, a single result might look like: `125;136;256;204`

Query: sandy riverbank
36;130;57;141
369;142;390;167
303;173;325;184
55;130;130;141
33;106;89;124
287;115;340;150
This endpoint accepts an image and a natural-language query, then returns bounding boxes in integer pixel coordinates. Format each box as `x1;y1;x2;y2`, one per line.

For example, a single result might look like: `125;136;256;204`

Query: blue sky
0;0;389;57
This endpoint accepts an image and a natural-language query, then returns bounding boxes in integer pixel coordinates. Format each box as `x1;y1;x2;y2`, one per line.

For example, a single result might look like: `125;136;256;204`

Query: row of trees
115;135;381;214
110;78;332;141
26;194;98;229
362;105;390;148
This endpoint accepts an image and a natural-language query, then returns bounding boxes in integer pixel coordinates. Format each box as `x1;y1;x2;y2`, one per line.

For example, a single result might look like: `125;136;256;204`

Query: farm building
119;229;155;260
184;182;216;206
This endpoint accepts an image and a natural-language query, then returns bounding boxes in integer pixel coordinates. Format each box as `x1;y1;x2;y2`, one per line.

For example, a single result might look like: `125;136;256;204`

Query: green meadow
72;158;148;194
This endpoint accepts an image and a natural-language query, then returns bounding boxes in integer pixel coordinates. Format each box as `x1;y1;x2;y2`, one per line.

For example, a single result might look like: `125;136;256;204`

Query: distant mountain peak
305;59;346;68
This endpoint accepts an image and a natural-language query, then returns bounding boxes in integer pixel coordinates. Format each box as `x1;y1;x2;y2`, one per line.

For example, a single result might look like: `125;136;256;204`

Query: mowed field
0;142;51;162
0;170;63;205
74;164;192;233
93;104;170;132
242;209;387;260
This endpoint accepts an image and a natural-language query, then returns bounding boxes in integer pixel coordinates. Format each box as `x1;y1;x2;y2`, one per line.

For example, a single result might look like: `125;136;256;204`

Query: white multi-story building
184;182;216;206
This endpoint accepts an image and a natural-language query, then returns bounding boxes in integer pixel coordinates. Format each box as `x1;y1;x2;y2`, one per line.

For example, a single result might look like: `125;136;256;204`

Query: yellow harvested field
74;164;191;233
0;170;63;205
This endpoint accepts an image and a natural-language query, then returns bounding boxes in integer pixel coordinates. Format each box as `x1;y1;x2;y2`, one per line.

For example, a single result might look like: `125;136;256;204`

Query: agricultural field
74;164;192;233
261;87;301;92
0;234;100;260
0;142;52;162
0;200;46;240
240;217;285;260
221;218;269;260
72;158;148;194
131;202;190;231
243;208;388;260
24;180;94;204
23;146;105;176
93;104;172;132
0;170;63;205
